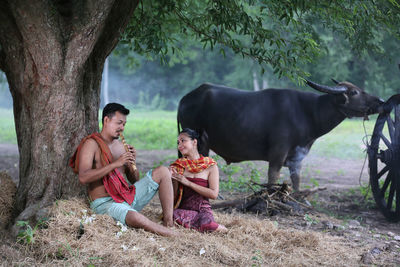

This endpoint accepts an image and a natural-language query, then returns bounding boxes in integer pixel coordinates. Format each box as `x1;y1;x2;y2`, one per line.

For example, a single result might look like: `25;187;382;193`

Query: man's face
104;111;127;140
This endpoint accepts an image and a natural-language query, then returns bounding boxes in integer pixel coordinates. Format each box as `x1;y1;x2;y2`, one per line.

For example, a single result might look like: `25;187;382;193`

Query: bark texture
0;0;139;230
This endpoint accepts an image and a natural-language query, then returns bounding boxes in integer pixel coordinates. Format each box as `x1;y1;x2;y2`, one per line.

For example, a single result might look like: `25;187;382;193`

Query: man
69;103;176;236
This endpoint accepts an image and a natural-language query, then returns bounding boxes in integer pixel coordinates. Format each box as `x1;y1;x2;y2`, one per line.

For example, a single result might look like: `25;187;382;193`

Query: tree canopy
121;0;400;79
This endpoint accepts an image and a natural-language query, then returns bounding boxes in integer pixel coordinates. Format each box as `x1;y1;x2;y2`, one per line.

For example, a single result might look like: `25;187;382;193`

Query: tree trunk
0;0;139;231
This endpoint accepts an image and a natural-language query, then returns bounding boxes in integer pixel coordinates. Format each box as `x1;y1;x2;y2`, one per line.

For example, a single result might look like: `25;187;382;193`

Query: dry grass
6;197;368;266
0;172;16;228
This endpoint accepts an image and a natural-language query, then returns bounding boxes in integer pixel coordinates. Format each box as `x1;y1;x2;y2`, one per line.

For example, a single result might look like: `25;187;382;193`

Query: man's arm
78;139;134;185
125;164;140;184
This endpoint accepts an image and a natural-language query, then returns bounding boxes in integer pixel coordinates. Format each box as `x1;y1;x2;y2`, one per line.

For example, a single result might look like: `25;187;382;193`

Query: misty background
1;30;400;111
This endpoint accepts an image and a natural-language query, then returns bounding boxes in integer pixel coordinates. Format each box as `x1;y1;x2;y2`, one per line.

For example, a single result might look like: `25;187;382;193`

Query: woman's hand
170;168;191;186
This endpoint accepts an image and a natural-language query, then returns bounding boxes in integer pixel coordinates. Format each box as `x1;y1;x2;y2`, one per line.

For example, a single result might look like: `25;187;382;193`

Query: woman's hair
178;128;209;158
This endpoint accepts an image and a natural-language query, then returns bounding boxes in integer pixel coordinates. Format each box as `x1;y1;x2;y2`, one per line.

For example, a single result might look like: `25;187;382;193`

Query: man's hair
102;103;130;124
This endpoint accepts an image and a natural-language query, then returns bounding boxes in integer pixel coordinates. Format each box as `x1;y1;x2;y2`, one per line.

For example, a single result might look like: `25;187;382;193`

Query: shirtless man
71;103;176;236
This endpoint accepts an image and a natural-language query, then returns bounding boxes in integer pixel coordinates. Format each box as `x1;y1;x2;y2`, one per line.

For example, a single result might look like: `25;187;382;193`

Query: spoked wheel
368;95;400;222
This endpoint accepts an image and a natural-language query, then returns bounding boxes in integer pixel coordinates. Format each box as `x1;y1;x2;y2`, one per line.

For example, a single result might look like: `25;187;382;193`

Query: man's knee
125;210;144;227
152;166;171;184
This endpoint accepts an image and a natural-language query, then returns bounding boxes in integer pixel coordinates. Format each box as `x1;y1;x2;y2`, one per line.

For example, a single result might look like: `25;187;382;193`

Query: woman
170;128;227;233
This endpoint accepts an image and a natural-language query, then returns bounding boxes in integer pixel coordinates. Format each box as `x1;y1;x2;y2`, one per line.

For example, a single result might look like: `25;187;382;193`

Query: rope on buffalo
359;119;372;200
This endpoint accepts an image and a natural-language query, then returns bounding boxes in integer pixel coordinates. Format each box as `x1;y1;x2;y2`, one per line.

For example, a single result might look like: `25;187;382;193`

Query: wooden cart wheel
368;95;400;222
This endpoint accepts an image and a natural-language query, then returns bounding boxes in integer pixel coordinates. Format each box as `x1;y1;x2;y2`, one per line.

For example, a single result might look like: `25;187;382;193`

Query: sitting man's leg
151;166;174;227
123;166;174;235
92;197;177;236
125;210;176;236
95;166;175;236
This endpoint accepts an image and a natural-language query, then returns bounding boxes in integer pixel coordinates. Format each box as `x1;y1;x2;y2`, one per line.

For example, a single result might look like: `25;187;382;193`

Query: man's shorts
90;170;159;225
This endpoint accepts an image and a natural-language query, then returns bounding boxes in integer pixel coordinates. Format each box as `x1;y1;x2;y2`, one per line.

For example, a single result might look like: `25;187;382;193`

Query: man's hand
115;151;135;168
126;144;137;164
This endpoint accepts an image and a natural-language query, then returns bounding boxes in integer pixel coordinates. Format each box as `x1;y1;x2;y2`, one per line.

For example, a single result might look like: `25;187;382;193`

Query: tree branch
93;0;140;60
64;0;139;75
170;5;311;80
173;9;271;64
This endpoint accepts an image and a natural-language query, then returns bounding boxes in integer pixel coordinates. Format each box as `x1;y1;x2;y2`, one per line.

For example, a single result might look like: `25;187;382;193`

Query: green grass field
0;108;17;144
311;117;376;159
123;109;177;150
0;108;377;159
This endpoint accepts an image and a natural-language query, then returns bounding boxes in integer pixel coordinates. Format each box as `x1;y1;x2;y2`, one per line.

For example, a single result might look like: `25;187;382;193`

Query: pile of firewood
213;182;326;215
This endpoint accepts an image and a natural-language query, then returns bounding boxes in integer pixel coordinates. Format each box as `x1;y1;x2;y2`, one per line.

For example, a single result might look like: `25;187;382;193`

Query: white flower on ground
199;248;205;256
116;221;128;238
115;221;128;237
116;221;127;231
121;244;128;251
79;211;96;225
83;216;93;224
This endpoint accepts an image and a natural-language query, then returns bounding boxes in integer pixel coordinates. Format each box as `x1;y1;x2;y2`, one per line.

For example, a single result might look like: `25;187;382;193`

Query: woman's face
177;133;197;156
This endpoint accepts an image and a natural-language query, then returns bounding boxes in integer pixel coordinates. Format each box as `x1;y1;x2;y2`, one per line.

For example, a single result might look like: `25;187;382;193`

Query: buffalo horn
306;80;347;94
331;78;339;84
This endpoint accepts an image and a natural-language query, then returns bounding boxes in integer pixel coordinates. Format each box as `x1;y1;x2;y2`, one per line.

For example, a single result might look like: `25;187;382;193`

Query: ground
1;144;399;265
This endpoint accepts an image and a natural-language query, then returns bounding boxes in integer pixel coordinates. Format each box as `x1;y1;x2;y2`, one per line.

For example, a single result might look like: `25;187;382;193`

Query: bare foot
168;229;181;237
215;224;228;233
163;220;174;228
158;224;180;237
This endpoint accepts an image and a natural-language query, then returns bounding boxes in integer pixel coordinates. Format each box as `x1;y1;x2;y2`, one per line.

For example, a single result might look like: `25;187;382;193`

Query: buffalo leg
285;146;310;191
286;156;302;191
267;164;281;185
287;163;301;191
267;151;287;185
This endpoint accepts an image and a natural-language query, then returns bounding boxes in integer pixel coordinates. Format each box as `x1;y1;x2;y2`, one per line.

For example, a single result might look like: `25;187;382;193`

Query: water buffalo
177;80;383;190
